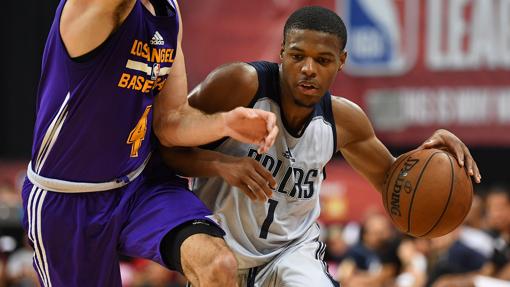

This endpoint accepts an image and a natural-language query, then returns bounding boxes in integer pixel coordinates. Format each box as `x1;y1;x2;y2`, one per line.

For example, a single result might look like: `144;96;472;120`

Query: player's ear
338;51;347;71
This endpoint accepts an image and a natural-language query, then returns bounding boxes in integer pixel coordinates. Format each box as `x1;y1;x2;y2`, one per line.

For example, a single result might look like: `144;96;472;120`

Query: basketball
383;149;473;238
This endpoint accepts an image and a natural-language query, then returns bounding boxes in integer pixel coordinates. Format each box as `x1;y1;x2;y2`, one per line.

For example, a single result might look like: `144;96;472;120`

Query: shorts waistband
26;153;151;193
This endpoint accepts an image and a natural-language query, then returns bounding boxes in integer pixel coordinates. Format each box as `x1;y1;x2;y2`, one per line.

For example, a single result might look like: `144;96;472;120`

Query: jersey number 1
127;105;152;157
259;199;278;239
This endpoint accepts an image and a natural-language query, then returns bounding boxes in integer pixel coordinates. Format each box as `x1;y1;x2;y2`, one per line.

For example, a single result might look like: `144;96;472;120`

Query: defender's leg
119;177;238;286
161;224;237;286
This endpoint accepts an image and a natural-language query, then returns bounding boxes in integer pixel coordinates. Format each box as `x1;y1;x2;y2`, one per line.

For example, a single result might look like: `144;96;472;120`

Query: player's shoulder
189;62;259;113
210;62;259;86
331;95;375;147
330;95;367;123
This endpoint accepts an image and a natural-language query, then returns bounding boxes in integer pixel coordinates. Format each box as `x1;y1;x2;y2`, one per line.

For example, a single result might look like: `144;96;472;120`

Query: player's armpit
61;0;136;57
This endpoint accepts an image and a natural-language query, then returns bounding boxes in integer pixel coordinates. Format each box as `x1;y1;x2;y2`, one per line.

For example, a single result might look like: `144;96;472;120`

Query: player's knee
205;250;237;279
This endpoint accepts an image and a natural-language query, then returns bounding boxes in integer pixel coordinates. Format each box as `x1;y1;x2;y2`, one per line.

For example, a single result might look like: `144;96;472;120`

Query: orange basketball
382;149;473;238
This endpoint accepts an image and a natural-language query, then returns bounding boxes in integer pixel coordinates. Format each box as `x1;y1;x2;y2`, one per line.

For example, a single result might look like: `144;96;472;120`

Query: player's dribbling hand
217;156;277;202
418;129;481;183
223;107;278;154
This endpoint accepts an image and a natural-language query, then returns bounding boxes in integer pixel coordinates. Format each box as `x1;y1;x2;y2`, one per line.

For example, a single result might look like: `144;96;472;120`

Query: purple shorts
21;164;215;287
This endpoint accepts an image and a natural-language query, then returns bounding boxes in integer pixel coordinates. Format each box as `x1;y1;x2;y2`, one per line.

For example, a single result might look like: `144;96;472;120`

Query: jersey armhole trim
57;0;138;64
246;62;267;108
323;93;338;159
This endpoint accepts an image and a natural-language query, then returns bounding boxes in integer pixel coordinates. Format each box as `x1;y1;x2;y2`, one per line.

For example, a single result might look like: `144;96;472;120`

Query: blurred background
1;0;509;286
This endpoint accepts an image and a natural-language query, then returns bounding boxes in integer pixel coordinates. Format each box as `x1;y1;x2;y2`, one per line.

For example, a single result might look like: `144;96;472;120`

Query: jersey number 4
127;105;152;157
259;199;278;239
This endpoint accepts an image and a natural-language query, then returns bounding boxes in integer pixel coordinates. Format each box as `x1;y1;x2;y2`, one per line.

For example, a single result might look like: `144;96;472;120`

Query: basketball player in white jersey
162;6;481;286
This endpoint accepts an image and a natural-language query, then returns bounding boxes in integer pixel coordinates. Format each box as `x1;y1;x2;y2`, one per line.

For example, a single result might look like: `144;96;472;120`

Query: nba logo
336;0;419;76
151;63;161;80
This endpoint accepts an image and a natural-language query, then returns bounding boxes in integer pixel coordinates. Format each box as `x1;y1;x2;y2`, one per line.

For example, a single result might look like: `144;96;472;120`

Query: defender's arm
152;7;277;151
160;62;276;201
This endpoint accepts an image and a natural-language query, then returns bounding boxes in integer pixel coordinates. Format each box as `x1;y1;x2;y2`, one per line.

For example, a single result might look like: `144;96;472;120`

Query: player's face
280;29;346;108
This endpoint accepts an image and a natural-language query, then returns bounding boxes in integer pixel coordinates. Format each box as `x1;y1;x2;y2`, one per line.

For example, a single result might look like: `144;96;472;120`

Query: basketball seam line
418;153;455;237
406;151;443;233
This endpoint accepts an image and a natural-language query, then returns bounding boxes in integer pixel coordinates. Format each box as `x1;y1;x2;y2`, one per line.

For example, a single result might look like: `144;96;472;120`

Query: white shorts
237;238;339;287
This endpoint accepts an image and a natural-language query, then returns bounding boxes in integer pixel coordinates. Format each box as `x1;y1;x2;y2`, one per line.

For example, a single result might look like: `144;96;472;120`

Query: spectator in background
451;194;494;270
428;194;492;284
0;181;22;208
324;224;349;264
0;181;30;287
485;186;510;277
4;237;39;287
431;186;510;287
394;237;427;287
324;224;349;279
337;213;399;287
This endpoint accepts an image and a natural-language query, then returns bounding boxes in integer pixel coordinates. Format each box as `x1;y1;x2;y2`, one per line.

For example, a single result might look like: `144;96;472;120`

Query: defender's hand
217;156;277;202
419;129;481;183
223;107;278;154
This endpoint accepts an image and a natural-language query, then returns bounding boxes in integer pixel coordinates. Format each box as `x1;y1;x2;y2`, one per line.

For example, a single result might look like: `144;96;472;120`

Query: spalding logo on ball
389;158;419;217
383;149;473;238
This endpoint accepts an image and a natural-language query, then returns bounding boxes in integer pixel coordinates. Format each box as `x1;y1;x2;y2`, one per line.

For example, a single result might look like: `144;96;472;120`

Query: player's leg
118;176;237;286
237;266;262;287
171;232;237;286
21;179;123;287
272;239;339;287
251;227;339;287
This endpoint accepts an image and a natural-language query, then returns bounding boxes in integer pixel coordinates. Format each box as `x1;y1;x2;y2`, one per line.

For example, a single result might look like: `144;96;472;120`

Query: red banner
320;160;384;224
181;0;510;146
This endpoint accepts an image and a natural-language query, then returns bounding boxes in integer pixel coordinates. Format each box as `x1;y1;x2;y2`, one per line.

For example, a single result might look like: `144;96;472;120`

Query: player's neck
280;86;314;135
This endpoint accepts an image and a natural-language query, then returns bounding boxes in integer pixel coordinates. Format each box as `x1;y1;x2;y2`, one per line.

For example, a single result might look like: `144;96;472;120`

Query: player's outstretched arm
161;147;276;201
153;7;277;152
333;97;481;194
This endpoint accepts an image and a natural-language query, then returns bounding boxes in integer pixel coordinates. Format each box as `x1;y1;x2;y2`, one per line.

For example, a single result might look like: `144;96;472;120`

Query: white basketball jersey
193;61;337;269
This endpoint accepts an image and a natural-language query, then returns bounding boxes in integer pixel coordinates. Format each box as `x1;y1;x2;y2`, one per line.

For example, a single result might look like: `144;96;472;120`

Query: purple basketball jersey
31;0;179;182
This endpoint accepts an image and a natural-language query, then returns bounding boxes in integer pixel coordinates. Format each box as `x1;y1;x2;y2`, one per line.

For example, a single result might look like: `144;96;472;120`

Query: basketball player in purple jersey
22;0;278;286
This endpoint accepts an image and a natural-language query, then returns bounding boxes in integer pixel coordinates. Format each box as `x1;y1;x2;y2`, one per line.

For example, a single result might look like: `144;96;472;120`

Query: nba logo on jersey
336;0;418;76
151;63;161;80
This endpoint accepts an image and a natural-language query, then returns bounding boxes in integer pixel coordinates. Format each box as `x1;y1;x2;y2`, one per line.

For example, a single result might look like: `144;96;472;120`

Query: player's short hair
283;6;347;51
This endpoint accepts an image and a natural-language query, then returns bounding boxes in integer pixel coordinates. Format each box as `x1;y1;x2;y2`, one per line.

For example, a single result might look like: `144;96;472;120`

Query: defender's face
280;29;346;108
